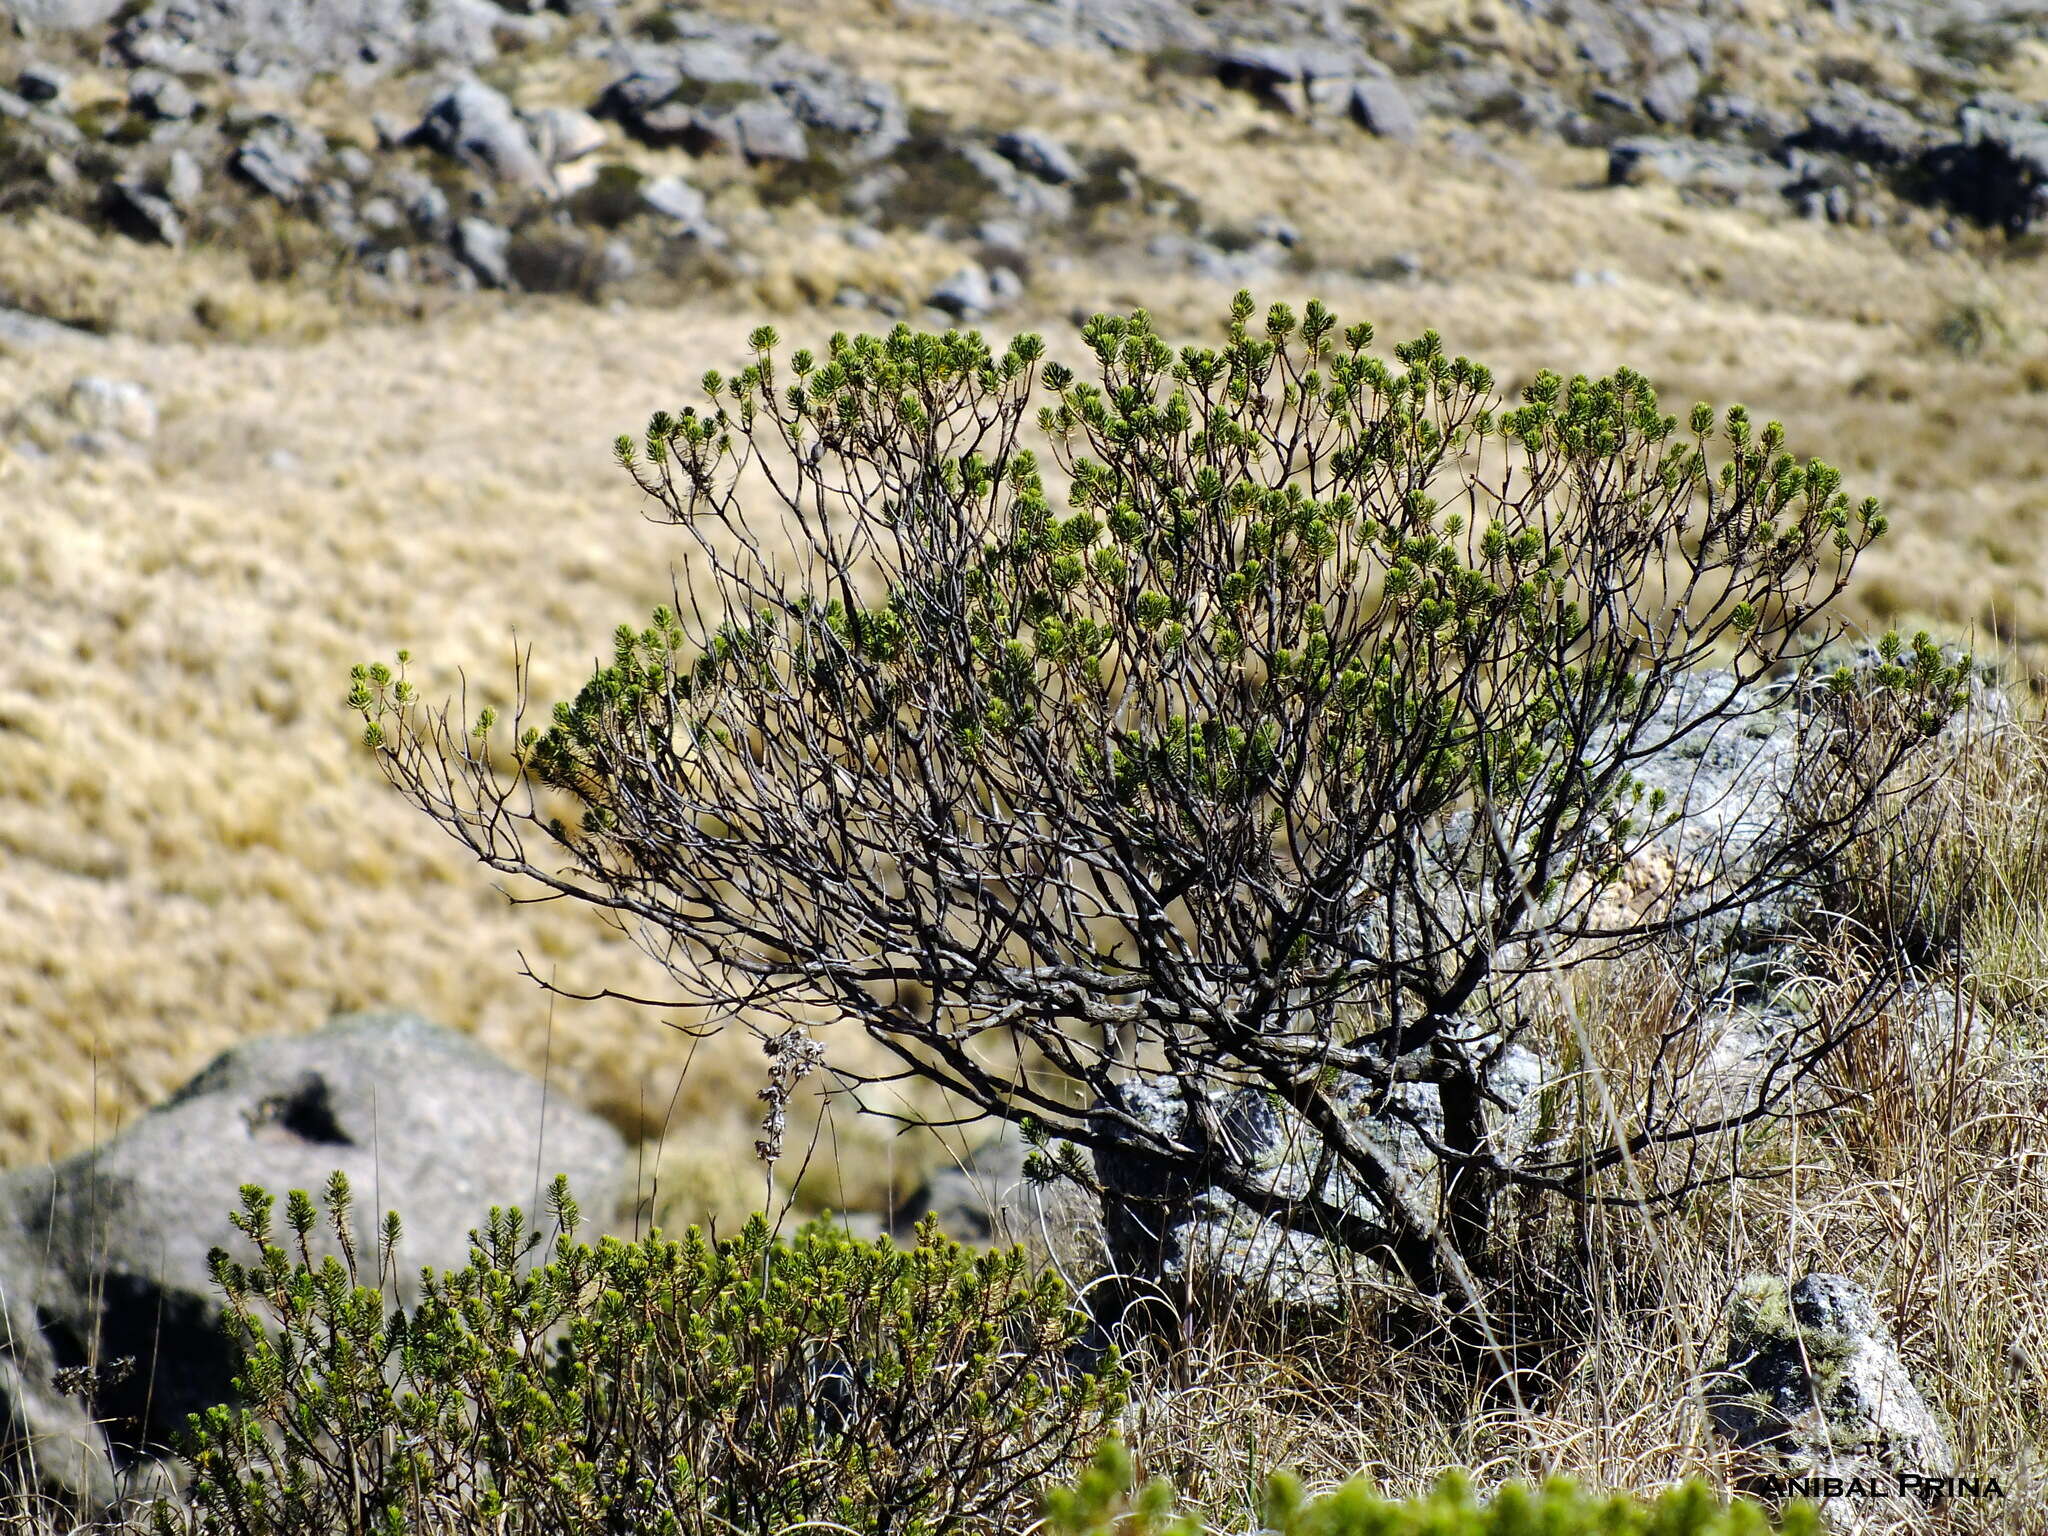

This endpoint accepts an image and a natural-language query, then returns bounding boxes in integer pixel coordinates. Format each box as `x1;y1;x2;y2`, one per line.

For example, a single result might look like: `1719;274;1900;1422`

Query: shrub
153;1174;1122;1535
348;293;1966;1322
1041;1441;1816;1536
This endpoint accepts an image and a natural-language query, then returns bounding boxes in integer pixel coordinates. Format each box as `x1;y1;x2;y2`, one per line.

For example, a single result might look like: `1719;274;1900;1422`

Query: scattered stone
162;146;202;207
0;308;100;350
890;1122;1104;1278
229;121;321;203
452;215;513;288
929;262;998;319
1349;77;1419;141
64;377;157;440
409;76;552;192
638;172;708;226
1709;1274;1954;1527
16;63;69;106
994;127;1082;185
1792;81;1935;166
332;144;375;181
4;0;128;25
0;1011;631;1522
731;97;808;163
109;0;502;91
1641;61;1701;128
101;181;184;245
358;195;401;233
127;68;198;122
390;167;452;236
526;104;606;167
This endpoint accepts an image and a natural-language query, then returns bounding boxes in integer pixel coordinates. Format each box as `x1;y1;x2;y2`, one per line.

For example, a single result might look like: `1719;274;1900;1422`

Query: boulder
409;77;552;192
452;216;513;288
64;377;156;440
0;1010;631;1521
993;128;1083;186
1916;97;2048;235
890;1122;1104;1279
1092;1046;1550;1314
3;0;128;26
101;181;184;245
1349;78;1419;141
1708;1274;1954;1526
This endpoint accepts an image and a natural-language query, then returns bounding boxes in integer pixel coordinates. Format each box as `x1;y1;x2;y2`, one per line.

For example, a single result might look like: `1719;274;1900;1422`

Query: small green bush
1042;1442;1818;1536
155;1174;1122;1536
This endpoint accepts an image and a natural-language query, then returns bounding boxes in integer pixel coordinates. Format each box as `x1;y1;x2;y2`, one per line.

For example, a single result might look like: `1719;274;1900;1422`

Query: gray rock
994;127;1082;185
1709;1274;1953;1525
526;104;606;166
1607;136;1794;200
16;63;68;105
638;172;707;226
1641;61;1701;128
101;181;183;245
162;146;202;207
2;0;128;25
108;0;501;90
64;377;156;440
731;97;808;163
391;167;453;237
409;77;552;192
0;309;100;350
229;119;323;202
890;1122;1104;1278
0;1010;631;1521
452;215;512;288
1350;77;1419;141
358;194;401;233
929;263;997;319
127;68;197;122
1094;1046;1551;1314
596;19;903;161
1793;82;1935;165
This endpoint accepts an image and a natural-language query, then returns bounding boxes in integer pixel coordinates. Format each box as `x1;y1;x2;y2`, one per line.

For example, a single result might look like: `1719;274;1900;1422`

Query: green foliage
154;1175;1122;1536
1042;1442;1818;1536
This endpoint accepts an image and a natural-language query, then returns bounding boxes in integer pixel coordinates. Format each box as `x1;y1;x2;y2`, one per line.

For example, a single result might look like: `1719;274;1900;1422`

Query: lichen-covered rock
1092;1049;1551;1313
0;1010;631;1522
1708;1273;1954;1527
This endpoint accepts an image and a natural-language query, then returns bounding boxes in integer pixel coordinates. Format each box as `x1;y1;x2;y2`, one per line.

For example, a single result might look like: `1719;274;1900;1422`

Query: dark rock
0;1011;630;1522
409;77;551;192
452;215;513;287
1350;77;1419;141
994;127;1083;185
1914;98;2048;234
101;181;183;245
1708;1274;1953;1525
1693;93;1800;149
16;63;68;106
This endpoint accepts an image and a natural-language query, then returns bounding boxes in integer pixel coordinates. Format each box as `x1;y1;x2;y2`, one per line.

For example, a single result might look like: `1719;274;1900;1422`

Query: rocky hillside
3;0;2048;1221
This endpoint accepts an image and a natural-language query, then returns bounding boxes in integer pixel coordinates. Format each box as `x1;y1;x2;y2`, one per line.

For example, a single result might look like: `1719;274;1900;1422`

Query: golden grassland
5;0;2048;1251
